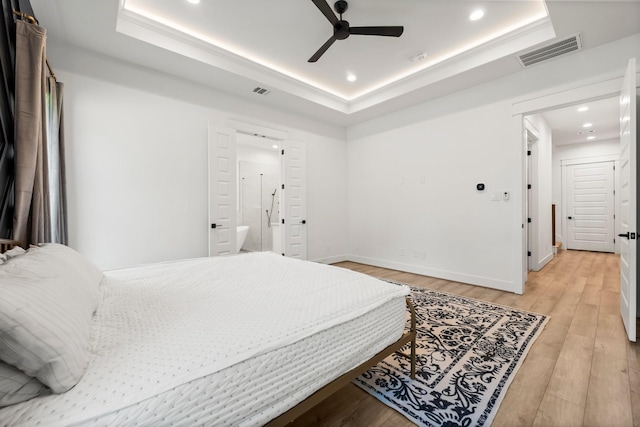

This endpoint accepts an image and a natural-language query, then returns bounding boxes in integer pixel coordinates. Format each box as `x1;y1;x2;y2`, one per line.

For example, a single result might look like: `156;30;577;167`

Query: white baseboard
344;255;520;294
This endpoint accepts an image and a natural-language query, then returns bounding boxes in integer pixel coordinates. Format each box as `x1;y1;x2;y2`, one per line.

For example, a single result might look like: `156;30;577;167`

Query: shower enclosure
238;161;280;252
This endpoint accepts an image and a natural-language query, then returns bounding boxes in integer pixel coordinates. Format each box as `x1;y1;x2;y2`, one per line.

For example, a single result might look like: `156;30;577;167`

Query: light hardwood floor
290;249;639;427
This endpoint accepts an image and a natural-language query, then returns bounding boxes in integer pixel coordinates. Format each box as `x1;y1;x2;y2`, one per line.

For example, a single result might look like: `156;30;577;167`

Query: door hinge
281;218;285;224
527;218;532;223
632;232;637;240
614;238;616;244
527;184;532;189
281;184;285;190
528;251;531;256
527;150;531;156
281;149;284;155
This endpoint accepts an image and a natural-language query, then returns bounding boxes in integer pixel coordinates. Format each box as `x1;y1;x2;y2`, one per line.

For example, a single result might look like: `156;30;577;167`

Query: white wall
56;56;348;269
526;114;554;270
552;138;620;251
348;100;520;291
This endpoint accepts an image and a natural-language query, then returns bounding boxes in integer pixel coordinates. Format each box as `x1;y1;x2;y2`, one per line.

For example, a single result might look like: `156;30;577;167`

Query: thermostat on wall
476;183;485;191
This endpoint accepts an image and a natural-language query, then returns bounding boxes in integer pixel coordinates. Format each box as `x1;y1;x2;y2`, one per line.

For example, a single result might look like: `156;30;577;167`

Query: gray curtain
13;19;67;246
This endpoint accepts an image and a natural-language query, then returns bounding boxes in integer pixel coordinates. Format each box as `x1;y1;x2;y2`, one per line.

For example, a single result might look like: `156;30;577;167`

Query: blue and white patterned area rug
354;284;548;427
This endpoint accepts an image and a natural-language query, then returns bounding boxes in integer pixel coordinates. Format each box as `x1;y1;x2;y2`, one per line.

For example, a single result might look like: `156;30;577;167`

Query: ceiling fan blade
350;26;404;37
311;0;339;26
308;36;337;62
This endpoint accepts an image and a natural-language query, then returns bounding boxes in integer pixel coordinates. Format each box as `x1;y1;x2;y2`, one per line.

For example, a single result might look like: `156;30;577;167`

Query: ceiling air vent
252;87;271;96
517;34;582;68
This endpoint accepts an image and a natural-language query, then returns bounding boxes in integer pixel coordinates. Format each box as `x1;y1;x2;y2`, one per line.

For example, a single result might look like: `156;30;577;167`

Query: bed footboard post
406;297;417;380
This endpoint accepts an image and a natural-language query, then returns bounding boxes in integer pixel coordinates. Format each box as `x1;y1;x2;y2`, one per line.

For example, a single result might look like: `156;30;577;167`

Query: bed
0;242;415;426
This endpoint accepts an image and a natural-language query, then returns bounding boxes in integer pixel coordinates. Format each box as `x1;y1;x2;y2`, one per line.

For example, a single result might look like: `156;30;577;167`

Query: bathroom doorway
209;122;307;259
237;134;281;253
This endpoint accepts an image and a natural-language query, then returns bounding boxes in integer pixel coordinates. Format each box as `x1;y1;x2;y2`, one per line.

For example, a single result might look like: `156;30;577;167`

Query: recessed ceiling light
582;123;593;128
186;0;200;4
587;136;596;140
272;144;278;149
469;9;485;21
346;73;357;82
577;106;589;112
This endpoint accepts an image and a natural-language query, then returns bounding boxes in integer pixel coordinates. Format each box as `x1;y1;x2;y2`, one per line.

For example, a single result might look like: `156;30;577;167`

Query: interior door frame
221;120;307;259
512;69;638;291
525;123;540;272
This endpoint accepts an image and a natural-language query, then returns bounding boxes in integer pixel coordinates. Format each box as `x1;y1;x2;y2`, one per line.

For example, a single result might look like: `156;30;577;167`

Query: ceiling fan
308;0;404;63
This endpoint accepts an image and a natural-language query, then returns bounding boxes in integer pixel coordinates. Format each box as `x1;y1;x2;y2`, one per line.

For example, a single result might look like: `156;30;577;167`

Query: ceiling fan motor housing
334;20;350;39
334;1;348;15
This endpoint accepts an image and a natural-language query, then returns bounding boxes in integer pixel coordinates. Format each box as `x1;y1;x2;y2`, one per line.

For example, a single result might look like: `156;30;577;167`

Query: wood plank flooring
290;250;638;427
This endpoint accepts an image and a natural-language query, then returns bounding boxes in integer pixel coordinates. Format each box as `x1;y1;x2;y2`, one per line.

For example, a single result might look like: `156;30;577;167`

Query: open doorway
522;95;621;279
516;59;637;339
208;123;308;260
538;96;620;255
237;133;282;253
514;73;628;293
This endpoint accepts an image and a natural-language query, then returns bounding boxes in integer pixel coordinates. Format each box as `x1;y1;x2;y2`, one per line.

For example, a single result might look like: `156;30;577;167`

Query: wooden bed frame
266;297;417;426
0;239;417;425
0;238;20;253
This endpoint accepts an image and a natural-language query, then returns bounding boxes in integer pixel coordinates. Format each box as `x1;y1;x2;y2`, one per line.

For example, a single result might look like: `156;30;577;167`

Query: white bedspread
0;252;408;426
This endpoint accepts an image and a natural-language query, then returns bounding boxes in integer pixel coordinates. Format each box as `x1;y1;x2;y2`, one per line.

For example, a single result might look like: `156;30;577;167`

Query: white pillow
0;244;103;392
3;246;25;259
0;362;49;407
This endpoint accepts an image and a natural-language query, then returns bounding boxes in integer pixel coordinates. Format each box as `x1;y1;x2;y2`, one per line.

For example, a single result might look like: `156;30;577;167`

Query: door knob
301;220;306;224
567;216;572;220
618;232;630;238
211;224;217;229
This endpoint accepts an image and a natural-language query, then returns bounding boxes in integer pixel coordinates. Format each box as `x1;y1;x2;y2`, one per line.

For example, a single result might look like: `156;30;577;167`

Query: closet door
565;161;615;253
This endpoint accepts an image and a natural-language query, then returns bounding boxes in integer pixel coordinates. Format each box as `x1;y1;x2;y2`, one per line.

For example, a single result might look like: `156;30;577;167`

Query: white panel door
282;140;307;260
208;125;237;257
565;162;615;253
527;135;538;271
619;58;637;342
